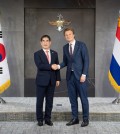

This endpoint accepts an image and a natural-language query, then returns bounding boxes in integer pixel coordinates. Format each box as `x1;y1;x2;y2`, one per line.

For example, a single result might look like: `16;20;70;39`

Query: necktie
70;44;73;55
70;44;74;71
46;50;50;63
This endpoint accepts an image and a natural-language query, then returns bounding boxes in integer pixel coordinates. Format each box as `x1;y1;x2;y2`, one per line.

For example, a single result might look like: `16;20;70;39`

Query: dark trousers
67;72;89;120
36;83;55;121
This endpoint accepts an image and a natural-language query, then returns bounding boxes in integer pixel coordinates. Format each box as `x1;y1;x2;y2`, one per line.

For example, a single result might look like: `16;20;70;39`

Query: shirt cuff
82;74;86;77
57;65;60;69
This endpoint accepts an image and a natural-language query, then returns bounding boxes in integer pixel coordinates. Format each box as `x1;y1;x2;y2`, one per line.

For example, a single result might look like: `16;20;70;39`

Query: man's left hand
56;81;60;87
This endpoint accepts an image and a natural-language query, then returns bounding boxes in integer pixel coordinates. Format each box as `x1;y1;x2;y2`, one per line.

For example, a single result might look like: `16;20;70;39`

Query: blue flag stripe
110;55;120;85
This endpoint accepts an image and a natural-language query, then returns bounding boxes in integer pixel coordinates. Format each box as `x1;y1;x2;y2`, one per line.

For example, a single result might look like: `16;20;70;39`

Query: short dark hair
63;27;75;35
40;35;51;41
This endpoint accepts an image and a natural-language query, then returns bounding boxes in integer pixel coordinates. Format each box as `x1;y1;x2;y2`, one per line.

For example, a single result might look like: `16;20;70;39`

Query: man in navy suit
34;35;61;126
53;28;89;127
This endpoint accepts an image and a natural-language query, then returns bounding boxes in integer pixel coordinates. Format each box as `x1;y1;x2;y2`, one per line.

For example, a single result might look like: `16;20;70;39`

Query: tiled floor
0;121;120;134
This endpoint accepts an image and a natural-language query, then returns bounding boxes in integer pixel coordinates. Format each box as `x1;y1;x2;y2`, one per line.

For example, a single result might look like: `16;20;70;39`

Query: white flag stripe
113;37;120;66
0;58;10;85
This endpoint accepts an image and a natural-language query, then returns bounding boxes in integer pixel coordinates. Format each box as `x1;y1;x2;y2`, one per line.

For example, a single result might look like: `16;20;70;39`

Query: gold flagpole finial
118;10;120;27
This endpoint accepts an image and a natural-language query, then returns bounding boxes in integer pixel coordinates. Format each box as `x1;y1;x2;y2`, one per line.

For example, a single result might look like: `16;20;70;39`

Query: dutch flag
108;15;120;93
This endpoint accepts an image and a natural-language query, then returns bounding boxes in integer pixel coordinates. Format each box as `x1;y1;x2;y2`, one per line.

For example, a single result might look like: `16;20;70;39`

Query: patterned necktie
46;50;50;63
70;44;73;55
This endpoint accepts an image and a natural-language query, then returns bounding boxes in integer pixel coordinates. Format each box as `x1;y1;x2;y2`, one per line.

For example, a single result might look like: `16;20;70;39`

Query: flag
0;20;10;94
108;15;120;93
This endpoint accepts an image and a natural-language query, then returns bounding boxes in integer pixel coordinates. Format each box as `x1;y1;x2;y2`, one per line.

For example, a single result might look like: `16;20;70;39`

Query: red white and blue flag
0;20;10;94
108;15;120;93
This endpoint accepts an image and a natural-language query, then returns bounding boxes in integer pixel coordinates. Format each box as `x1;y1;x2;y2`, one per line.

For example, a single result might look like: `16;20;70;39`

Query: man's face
40;37;51;50
64;30;75;42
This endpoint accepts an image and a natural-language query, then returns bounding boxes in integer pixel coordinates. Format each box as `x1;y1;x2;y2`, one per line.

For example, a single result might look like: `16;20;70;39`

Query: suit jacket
34;49;61;86
60;40;89;80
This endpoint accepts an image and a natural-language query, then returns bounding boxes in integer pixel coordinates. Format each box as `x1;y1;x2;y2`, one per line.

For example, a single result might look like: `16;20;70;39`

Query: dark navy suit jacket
60;40;89;80
34;49;61;86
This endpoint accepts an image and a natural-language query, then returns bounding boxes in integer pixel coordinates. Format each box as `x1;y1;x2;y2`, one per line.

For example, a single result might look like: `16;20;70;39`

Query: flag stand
112;93;120;104
0;97;6;104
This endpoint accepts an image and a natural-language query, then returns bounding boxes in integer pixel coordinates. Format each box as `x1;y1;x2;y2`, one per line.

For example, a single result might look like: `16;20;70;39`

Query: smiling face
40;37;51;50
64;30;75;43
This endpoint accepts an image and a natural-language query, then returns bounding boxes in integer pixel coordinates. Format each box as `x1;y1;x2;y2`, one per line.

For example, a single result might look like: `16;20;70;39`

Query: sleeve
55;53;61;81
81;43;89;76
60;47;67;69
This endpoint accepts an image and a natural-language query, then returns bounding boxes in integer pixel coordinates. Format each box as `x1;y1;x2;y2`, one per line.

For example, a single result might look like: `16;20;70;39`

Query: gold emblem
49;14;71;32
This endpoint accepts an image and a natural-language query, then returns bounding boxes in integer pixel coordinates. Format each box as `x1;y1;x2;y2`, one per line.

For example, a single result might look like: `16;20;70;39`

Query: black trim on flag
0;31;2;37
0;67;3;74
0;71;3;74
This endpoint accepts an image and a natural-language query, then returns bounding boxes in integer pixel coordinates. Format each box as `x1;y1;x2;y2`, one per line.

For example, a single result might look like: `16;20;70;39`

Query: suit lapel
40;49;49;64
73;41;79;57
50;50;54;64
66;44;70;57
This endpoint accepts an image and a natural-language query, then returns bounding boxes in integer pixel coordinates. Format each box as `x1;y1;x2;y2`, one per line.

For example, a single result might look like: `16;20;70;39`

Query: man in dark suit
53;28;89;127
34;35;61;126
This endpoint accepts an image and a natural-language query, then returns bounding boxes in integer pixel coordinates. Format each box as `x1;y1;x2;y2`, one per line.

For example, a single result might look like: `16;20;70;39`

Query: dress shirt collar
69;39;76;47
43;49;50;53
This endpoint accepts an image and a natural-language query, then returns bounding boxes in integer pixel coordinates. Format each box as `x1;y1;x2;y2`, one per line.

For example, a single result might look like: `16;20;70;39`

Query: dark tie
69;44;74;71
70;44;73;55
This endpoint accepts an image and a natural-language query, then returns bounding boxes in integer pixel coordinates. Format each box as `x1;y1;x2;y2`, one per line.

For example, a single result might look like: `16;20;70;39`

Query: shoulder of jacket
51;49;58;54
63;43;69;48
34;50;41;55
76;41;86;47
76;40;84;44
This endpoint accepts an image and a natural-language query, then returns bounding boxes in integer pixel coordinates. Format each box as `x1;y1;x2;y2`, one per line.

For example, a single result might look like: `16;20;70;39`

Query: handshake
51;64;59;70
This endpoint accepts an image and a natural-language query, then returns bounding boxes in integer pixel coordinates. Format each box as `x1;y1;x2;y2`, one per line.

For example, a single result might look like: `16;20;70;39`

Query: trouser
67;72;89;120
36;83;55;121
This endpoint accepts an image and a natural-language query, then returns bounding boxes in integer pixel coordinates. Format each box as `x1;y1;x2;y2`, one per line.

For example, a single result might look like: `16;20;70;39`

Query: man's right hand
51;64;58;70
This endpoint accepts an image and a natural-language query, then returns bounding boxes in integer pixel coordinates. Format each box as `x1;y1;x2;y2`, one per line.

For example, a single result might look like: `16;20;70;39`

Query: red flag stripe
116;27;120;41
116;17;120;41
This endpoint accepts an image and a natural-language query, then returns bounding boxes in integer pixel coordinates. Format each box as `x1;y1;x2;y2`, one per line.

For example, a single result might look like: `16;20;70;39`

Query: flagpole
112;10;120;104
